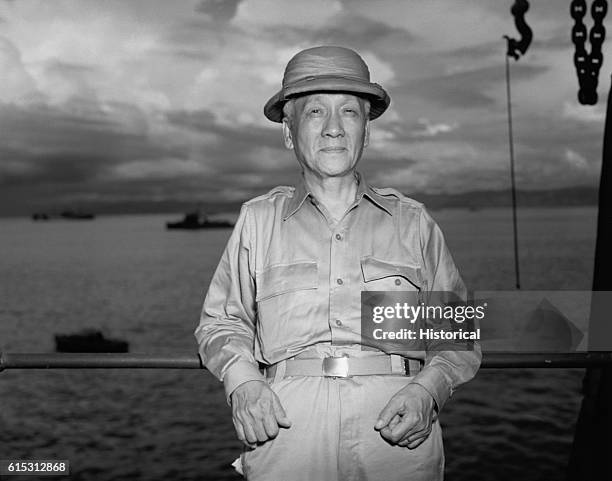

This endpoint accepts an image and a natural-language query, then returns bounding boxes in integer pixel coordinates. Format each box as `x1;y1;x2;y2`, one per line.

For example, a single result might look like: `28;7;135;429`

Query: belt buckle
322;356;349;378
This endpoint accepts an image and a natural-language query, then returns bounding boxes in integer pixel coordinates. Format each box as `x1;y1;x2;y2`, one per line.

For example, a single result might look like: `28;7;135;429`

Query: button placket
329;222;349;340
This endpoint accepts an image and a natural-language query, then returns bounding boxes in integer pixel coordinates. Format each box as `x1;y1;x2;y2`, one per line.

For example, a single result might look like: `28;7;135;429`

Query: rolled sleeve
222;360;266;401
194;204;265;402
413;207;482;412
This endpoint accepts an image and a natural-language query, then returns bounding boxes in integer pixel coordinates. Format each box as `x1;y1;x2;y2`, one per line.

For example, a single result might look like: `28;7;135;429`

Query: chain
571;0;608;105
505;0;532;60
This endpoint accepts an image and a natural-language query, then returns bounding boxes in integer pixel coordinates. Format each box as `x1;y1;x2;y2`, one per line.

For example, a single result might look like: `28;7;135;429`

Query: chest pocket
255;261;318;302
360;256;423;292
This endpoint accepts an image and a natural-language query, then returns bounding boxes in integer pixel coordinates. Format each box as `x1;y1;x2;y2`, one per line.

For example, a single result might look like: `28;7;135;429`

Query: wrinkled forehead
292;92;368;110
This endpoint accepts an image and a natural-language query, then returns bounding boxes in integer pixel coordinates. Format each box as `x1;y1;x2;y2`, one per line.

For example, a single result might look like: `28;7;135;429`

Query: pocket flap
256;261;318;301
361;256;422;289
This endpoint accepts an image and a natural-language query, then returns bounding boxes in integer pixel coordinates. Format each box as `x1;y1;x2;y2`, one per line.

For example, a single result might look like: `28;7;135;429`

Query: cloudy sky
0;0;610;215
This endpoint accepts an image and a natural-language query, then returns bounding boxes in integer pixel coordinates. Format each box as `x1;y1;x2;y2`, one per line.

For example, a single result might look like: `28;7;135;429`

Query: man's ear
282;118;294;150
363;119;370;148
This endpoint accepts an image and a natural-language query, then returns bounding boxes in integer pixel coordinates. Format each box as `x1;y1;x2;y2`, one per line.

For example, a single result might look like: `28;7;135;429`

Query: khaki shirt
195;173;481;409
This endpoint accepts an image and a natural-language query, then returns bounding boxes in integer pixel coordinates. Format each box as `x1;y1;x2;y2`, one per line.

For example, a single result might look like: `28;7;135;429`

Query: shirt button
336;278;343;285
335;319;343;327
335;233;342;241
395;279;401;285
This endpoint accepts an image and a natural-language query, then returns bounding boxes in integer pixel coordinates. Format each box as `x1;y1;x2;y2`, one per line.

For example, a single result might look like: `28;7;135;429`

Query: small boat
55;329;129;353
60;210;95;220
166;211;234;230
31;213;50;220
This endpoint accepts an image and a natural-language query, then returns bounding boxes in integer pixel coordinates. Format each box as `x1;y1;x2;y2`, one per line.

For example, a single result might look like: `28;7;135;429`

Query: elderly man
195;46;481;481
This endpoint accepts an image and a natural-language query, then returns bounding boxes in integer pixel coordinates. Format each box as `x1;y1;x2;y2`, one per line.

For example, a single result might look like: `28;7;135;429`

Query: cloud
562;101;607;123
257;13;415;58
0;0;606;214
165;109;281;148
564;148;589;170
195;0;242;22
112;158;211;180
395;63;549;109
233;0;342;29
164;108;294;179
0;101;186;186
443;40;505;62
345;0;510;50
310;14;414;49
0;37;41;103
411;118;458;137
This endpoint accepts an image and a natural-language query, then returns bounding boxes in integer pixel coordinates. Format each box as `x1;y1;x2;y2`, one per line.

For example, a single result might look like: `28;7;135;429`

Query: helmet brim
263;76;390;123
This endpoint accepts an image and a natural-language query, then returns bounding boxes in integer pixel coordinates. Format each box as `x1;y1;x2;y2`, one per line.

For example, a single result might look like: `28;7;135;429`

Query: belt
265;354;422;380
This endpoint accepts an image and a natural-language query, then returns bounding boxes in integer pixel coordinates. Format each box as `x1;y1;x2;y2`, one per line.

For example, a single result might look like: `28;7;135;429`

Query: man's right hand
230;380;292;447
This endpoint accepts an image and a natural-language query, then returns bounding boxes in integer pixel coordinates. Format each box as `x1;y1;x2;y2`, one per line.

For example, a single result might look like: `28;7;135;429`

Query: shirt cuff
408;365;452;413
223;360;266;404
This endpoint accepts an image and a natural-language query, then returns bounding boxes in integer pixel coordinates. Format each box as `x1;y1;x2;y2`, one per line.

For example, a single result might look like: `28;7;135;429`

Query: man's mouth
320;147;347;152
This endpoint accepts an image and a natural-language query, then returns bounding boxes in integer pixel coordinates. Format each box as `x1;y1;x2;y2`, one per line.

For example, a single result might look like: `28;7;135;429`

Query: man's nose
322;111;345;137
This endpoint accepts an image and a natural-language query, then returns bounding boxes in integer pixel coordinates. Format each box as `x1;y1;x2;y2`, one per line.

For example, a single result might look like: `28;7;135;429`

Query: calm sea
0;207;598;480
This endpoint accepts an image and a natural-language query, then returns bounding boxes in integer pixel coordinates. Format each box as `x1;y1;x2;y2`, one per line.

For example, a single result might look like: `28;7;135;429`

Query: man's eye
310;108;321;114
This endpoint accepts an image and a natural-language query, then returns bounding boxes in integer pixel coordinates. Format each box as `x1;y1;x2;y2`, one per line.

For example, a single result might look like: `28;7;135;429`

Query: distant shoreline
0;186;599;218
0;205;598;220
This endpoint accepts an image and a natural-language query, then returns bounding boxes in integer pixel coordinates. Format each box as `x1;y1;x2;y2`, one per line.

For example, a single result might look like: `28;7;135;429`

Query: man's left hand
374;383;437;449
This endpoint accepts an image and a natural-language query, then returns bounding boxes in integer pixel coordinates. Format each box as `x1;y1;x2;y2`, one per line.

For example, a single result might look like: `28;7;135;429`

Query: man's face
282;93;370;179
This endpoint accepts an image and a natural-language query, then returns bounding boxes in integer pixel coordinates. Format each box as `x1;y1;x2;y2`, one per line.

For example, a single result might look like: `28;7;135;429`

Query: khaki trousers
239;373;444;481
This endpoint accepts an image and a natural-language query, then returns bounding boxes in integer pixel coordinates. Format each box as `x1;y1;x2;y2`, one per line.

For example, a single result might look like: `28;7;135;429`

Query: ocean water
0;207;598;480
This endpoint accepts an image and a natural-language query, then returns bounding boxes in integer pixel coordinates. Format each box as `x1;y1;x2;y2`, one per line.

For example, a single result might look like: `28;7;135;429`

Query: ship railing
1;351;612;371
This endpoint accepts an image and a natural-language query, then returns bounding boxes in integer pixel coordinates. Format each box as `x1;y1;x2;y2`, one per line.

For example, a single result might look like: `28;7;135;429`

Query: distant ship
55;329;129;353
166;211;234;230
60;210;95;220
31;211;95;221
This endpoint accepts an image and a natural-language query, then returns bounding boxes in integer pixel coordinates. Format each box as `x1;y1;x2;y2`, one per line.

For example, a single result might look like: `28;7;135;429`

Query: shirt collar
282;179;311;221
356;172;394;216
282;172;393;221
